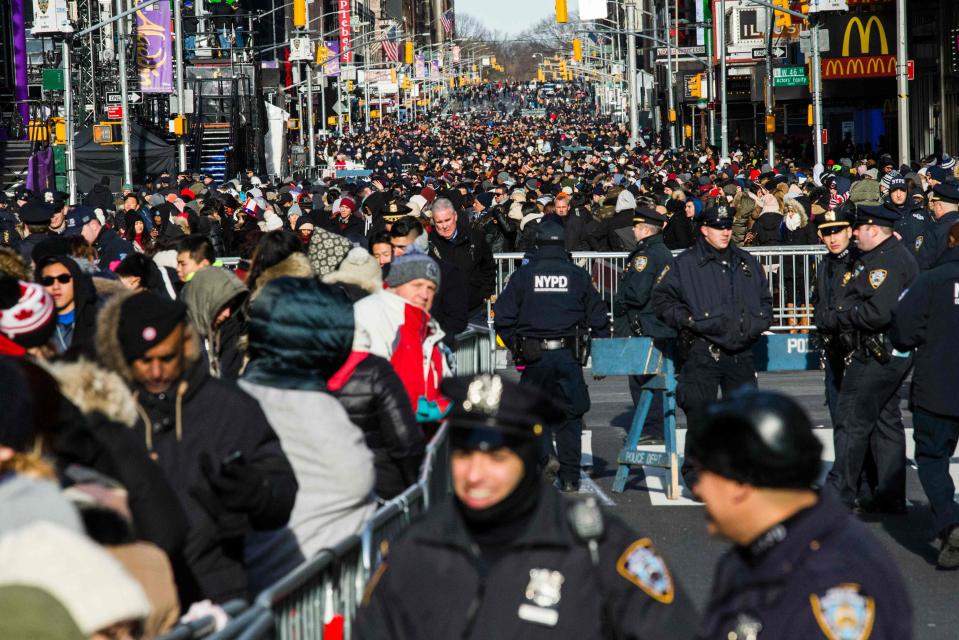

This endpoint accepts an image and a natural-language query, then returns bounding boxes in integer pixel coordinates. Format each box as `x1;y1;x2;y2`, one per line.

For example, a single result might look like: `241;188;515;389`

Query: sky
455;0;555;36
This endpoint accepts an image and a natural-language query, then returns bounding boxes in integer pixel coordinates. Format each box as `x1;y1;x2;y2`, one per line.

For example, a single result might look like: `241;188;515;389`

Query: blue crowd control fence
158;600;248;640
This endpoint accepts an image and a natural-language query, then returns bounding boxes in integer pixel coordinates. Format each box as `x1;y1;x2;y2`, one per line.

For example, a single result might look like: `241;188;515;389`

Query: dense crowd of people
1;82;958;637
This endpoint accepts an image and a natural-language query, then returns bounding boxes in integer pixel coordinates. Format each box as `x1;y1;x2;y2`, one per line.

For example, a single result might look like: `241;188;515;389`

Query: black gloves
199;451;271;515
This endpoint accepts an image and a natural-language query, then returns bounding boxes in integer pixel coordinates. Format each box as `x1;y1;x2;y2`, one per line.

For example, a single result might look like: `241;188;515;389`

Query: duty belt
537;338;571;350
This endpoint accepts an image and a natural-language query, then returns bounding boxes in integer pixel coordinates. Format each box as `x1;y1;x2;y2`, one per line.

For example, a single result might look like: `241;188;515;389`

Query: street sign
907;60;914;81
106;105;123;120
753;46;786;59
108;92;140;104
799;29;830;54
773;65;808;87
332;100;346;115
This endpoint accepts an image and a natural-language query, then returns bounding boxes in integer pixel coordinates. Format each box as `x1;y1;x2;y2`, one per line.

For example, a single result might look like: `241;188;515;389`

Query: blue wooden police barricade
592;335;820;500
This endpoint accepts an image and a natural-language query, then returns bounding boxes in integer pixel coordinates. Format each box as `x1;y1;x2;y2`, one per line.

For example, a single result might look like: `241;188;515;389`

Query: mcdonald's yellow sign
821;14;895;79
841;15;887;56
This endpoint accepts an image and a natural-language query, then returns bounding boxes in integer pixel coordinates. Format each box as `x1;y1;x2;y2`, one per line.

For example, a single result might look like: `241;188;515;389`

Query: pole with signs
719;0;728;159
62;41;77;202
116;0;133;187
764;4;774;167
895;0;909;166
625;0;639;144
665;0;677;148
810;21;823;170
174;0;187;171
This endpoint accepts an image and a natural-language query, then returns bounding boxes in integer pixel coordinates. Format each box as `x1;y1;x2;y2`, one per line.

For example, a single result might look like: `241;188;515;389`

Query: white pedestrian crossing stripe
630;429;959;507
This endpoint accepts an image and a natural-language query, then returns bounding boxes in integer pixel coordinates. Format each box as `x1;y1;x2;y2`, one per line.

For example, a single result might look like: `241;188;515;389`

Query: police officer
809;206;858;487
494;220;610;492
16;201;59;263
892;221;959;568
355;374;699;639
882;174;926;251
825;204;918;513
651;204;773;487
914;183;959;270
613;207;674;444
690;390;913;639
0;194;22;250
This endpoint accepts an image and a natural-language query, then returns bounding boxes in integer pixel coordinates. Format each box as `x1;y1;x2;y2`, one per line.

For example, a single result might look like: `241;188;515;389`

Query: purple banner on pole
321;41;341;78
415;55;425;80
136;0;173;94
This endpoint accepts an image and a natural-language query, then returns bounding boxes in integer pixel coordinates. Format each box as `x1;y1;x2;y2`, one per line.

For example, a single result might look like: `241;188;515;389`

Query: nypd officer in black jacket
690;390;913;640
882;174;926;251
892;221;959;568
809;205;858;489
356;374;699;640
914;182;959;270
824;204;918;513
652;204;773;486
613;207;675;444
494;220;610;492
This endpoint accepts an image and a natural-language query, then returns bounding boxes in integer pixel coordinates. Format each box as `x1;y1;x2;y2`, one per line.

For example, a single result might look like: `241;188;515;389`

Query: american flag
381;25;399;62
441;9;454;37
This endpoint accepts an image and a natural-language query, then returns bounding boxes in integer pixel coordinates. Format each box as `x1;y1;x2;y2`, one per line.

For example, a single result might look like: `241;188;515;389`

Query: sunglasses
41;274;72;286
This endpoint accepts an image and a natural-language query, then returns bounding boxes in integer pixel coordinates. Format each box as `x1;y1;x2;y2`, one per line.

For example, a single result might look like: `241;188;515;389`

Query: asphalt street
570;370;959;638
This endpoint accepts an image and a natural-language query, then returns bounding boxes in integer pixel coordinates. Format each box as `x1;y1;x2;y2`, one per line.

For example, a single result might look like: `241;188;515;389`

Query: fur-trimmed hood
46;359;137;427
250;253;314;301
95;289;201;384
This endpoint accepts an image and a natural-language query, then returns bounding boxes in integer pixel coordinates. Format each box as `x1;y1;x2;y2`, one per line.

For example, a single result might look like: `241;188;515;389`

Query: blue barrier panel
335;169;373;178
592;334;820;498
753;334;819;372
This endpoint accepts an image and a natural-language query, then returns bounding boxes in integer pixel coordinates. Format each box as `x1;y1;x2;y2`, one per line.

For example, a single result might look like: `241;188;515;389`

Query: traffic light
391;68;397;83
807;104;813;127
572;38;582;62
765;114;776;134
292;0;306;28
537;68;545;82
773;0;791;31
682;0;697;25
556;0;568;23
405;41;414;64
689;73;703;98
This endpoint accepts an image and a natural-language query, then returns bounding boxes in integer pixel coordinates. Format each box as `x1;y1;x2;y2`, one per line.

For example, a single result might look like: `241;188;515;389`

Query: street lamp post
625;0;640;143
719;0;728;159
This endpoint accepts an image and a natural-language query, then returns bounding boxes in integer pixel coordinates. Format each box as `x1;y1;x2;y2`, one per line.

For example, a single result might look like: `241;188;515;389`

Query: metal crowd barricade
452;323;497;376
210;424;451;640
158;600;248;640
491;246;827;331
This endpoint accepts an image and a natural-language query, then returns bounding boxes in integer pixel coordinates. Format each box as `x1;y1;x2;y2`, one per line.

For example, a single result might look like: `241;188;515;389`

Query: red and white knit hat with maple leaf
0;279;55;345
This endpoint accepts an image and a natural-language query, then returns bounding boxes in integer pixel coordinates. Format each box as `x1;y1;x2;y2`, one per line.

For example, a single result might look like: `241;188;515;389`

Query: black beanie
118;292;187;361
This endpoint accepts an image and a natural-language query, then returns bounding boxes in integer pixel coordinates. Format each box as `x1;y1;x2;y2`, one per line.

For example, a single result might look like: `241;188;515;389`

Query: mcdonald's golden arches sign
821;13;896;80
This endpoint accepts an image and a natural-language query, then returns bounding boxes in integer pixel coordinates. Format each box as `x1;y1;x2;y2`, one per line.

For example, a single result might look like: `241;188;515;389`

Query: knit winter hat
0;277;56;348
0;586;85;640
117;291;187;361
385;247;441;288
0;522;150;636
307;226;353;276
615;189;637;212
322;247;383;294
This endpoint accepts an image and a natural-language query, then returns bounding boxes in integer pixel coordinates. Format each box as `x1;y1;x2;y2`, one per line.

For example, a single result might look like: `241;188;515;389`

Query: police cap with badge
699;204;733;230
379;198;413;223
853;203;897;228
814;205;853;234
686;390;822;489
441;374;564;452
64;207;97;236
929;182;959;205
632;207;667;228
535;219;566;246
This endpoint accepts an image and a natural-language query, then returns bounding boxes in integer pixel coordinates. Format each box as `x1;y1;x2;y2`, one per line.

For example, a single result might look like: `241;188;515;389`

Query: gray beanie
385;247;441;288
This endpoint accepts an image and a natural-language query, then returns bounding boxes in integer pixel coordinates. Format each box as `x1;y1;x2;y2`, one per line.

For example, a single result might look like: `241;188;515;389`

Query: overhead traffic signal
556;0;568;23
405;41;414;64
689;73;703;98
572;39;582;62
292;0;306;28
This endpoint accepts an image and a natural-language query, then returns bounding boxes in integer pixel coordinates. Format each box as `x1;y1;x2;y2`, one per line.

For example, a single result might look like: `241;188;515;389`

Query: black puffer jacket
329;352;425;500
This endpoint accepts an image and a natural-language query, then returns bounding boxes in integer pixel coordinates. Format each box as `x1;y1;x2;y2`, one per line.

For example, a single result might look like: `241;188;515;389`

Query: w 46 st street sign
773;65;808;87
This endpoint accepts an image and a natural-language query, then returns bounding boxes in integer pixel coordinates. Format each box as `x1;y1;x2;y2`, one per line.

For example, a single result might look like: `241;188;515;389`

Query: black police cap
379;199;413;222
632;207;667;227
853;203;897;229
686;390;822;489
813;207;853;232
18;201;56;225
441;374;564;450
930;182;959;205
535;218;566;246
700;204;734;230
